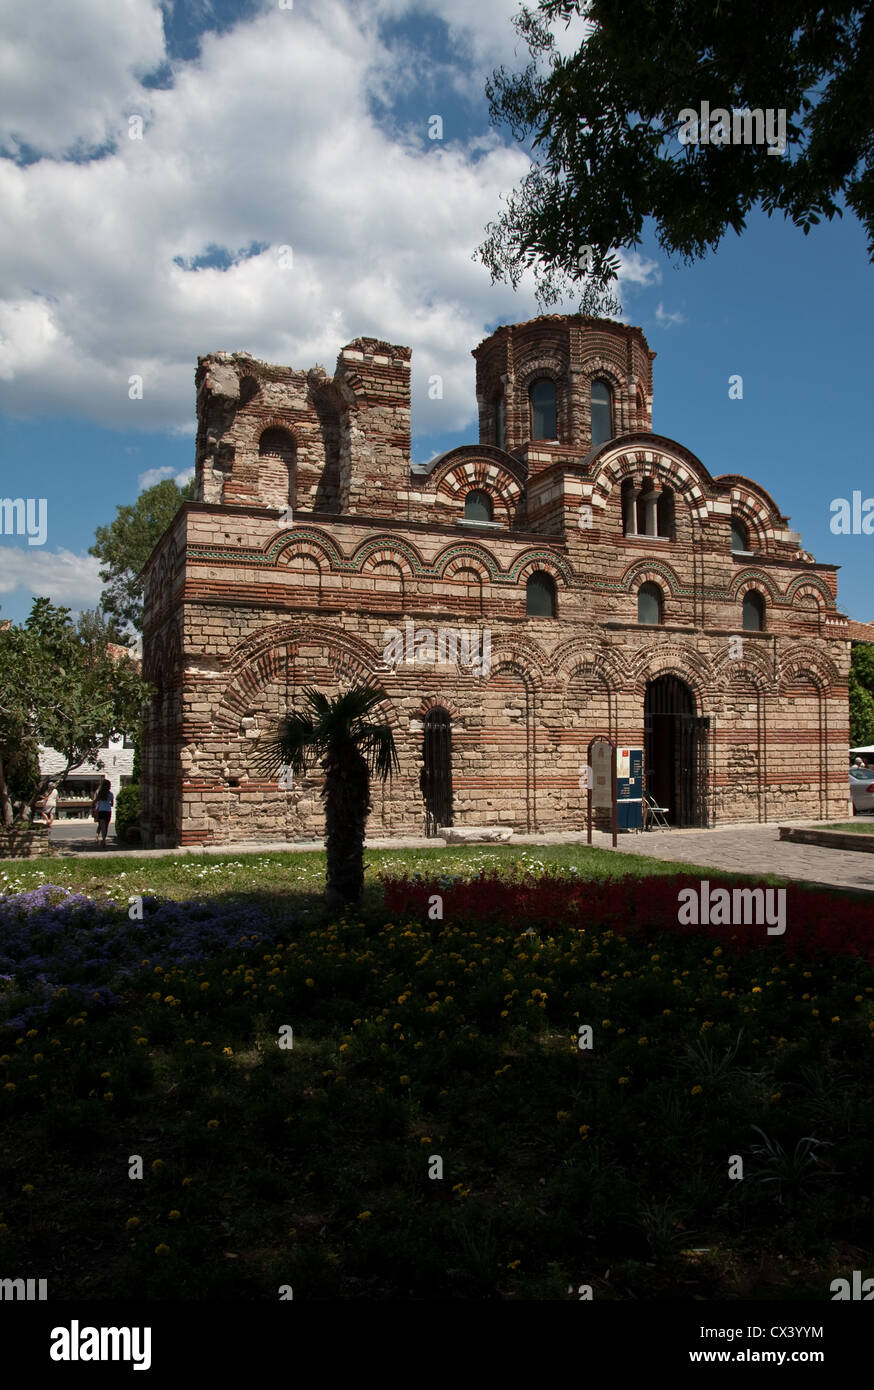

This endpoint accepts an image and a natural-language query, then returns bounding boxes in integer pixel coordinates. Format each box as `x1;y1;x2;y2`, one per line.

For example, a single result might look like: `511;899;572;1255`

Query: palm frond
252;709;319;778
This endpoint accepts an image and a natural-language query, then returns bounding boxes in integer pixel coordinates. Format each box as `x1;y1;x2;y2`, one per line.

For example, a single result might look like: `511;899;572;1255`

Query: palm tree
255;682;399;906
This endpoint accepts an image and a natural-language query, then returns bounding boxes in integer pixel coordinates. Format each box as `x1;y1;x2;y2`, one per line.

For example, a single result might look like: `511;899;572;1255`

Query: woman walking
92;779;114;847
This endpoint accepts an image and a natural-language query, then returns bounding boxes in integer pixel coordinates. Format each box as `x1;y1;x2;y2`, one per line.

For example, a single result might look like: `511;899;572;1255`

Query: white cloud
137;465;195;490
0;0;166;159
655;302;686;328
0;546;103;607
0;0;649;445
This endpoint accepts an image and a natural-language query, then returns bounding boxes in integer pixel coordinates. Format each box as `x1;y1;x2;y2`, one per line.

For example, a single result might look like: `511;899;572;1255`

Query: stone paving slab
585;824;874;895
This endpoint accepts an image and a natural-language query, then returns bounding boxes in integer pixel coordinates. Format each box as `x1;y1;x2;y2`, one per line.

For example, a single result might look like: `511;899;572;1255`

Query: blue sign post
616;746;643;832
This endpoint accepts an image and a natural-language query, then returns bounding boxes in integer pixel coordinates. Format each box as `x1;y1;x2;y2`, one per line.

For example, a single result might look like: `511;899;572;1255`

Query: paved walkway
588;823;874;894
42;820;874;894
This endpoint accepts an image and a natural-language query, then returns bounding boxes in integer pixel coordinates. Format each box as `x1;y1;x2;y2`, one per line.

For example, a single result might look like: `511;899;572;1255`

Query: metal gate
421;708;453;836
644;676;710;828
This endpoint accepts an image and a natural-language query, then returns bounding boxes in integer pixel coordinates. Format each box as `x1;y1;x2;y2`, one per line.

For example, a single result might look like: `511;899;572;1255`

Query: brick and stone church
140;314;850;847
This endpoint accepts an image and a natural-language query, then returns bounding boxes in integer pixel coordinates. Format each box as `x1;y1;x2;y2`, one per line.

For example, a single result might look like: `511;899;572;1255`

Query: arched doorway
421;708;453;836
644;676;710;827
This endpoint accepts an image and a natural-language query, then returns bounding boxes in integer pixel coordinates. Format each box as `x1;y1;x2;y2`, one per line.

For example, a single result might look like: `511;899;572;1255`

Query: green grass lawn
822;822;874;834
1;846;872;1301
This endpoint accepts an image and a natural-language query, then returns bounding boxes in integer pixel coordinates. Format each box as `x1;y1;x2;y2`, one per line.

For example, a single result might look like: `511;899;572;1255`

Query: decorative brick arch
725;491;770;551
224;620;384;681
778;648;841;693
507;550;573;586
631;645;711;702
620;558;683;598
274;539;326;575
418;693;458;719
551;639;631;688
588;445;707;520
729;568;781;603
434;542;500;582
785;574;834;608
432;457;524;524
359;546;416;583
349;534;427;578
484;638;548;691
440;553;491;584
711;648;772;692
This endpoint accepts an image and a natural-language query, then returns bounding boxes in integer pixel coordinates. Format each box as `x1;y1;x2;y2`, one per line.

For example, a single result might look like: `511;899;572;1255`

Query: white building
38;736;135;819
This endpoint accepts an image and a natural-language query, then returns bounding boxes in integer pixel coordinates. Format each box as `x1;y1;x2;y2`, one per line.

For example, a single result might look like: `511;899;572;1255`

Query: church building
140;315;850;847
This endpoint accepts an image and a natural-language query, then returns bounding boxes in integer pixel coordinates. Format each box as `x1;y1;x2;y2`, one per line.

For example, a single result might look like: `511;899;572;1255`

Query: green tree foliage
479;1;874;308
114;784;141;844
89;476;195;638
850;642;874;746
0;600;151;827
255;683;399;906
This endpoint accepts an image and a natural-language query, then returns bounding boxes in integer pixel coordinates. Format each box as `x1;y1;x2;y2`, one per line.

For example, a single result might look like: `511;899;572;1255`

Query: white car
850;767;874;814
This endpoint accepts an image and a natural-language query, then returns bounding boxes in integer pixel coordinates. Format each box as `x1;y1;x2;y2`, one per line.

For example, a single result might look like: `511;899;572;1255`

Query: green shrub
115;783;141;842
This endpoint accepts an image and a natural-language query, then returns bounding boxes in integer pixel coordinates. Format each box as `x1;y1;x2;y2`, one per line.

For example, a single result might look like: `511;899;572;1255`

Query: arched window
259;426;295;457
742;590;765;631
526;571;556;617
464;489;493;523
637;582;663;625
657;487;675;539
591;379;613;446
259;426;295;506
494;394;505;449
731;518;750;552
529;379;557;440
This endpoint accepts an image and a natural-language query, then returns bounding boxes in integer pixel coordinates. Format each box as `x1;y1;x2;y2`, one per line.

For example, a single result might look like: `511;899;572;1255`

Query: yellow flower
103;1092;113;1102
357;1210;372;1221
135;1037;148;1046
751;987;762;994
154;1244;170;1255
556;1110;569;1122
200;981;211;990
701;1022;713;1031
207;1120;219;1128
507;1259;521;1270
305;978;315;988
618;1076;629;1086
3;1083;15;1093
21;1184;35;1196
637;1037;648;1046
690;1085;703;1096
831;1016;840;1023
399;1075;410;1085
579;1124;590;1137
601;1019;611;1028
168;1210;181;1221
126;1217;140;1230
222;1047;233;1056
100;1071;110;1079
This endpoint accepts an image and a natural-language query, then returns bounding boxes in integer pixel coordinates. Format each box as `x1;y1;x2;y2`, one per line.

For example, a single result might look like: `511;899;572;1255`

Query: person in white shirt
92;780;114;846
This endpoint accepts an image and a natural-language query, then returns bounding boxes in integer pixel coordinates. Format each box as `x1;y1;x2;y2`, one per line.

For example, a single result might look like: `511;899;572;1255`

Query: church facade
140;315;850;847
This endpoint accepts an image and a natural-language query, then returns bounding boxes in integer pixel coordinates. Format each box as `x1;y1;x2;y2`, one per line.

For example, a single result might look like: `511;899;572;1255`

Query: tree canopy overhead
89;476;195;639
478;1;874;308
0;600;150;826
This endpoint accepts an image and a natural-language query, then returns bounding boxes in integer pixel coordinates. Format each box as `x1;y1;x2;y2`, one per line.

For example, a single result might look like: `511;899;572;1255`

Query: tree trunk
0;752;13;827
323;747;371;906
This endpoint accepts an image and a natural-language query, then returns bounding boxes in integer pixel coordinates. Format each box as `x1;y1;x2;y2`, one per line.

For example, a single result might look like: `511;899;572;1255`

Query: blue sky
0;0;871;625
